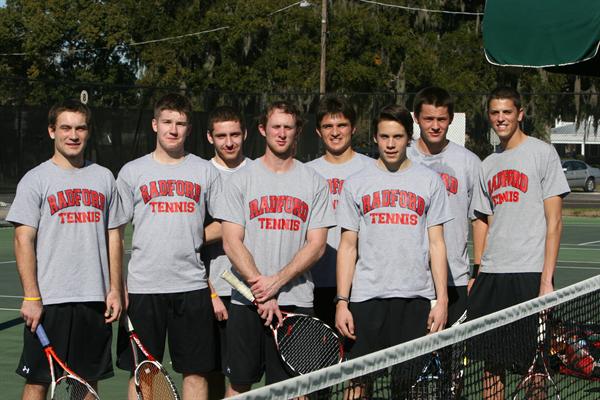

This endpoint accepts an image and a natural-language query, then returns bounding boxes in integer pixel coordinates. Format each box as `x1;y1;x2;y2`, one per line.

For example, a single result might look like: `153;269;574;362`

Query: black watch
333;295;350;304
469;263;480;279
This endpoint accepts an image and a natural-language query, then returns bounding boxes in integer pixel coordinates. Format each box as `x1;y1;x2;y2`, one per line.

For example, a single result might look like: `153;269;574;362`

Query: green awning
483;0;600;76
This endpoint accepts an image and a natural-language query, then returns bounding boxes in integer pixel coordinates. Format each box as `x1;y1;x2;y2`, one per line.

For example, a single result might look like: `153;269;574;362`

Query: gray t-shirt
203;157;251;296
337;161;452;302
472;136;570;273
7;160;127;305
214;158;335;307
306;153;373;288
408;141;481;286
117;154;222;294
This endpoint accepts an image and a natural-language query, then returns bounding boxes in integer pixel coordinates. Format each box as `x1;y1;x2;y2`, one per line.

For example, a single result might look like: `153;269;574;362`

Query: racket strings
54;376;99;400
136;361;178;400
277;316;341;375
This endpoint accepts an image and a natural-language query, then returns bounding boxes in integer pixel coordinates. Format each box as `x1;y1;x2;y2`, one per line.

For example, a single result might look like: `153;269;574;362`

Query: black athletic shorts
448;285;468;326
117;289;216;375
214;295;231;373
467;272;541;372
347;297;429;359
225;303;314;386
16;302;113;383
313;287;336;330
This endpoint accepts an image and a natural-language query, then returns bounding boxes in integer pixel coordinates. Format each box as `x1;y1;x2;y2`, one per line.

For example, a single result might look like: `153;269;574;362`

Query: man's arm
540;196;563;296
249;227;328;303
468;215;489;292
208;279;228;321
204;220;222;246
221;221;282;326
14;224;42;332
428;224;448;333
335;229;358;340
105;226;124;323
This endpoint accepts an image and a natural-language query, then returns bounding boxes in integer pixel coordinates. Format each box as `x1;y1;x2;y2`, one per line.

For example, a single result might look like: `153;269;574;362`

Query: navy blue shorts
347;297;429;359
117;289;216;374
467;272;541;372
16;302;113;383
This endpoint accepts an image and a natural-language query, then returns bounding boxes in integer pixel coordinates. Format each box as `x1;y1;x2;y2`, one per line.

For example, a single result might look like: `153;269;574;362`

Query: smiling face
317;113;355;156
49;111;90;167
259;108;298;159
152;109;190;156
375;120;410;169
208;120;246;167
488;98;524;143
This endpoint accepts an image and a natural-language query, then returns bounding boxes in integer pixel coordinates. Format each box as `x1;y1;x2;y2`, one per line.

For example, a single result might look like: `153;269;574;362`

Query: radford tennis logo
440;172;458;195
487;169;529;206
139;179;201;213
139;180;201;204
47;188;106;215
361;190;425;216
22;365;30;374
249;195;309;222
327;178;345;209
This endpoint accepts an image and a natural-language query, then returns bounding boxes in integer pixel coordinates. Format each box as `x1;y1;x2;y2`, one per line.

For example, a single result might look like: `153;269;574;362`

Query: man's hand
539;280;554;297
335;302;356;340
256;298;283;327
249;275;282;303
427;301;447;333
211;295;229;321
21;299;43;333
467;278;476;294
105;289;123;323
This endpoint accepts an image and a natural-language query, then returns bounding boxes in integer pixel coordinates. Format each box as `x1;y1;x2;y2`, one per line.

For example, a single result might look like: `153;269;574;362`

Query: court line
0;249;133;265
556;260;600;264
556;265;600;271
0;308;19;311
560;247;600;250
579;240;600;246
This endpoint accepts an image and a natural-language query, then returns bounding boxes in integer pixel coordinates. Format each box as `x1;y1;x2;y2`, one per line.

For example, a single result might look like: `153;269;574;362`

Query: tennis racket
221;270;343;375
35;324;99;400
409;301;467;400
125;316;180;400
511;313;560;399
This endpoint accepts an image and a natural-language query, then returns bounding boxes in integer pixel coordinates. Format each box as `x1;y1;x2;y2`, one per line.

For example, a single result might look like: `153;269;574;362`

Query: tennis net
230;275;600;399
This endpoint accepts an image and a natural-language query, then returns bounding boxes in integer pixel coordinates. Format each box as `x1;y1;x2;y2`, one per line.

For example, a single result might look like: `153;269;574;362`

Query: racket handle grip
221;270;255;302
36;324;50;347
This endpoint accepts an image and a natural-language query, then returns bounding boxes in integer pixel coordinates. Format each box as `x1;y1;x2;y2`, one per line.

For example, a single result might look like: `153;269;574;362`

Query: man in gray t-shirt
201;106;251;399
214;101;334;394
469;87;570;399
336;104;451;370
306;96;372;328
8;100;127;399
408;87;483;325
116;94;221;400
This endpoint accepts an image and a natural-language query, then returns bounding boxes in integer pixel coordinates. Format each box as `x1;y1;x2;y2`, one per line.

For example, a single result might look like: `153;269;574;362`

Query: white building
550;118;600;162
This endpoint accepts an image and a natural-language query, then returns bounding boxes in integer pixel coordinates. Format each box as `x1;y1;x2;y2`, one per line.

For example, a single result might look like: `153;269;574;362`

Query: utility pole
319;0;327;96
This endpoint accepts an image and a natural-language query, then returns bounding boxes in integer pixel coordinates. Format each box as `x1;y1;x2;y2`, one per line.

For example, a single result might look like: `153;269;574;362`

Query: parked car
561;159;600;192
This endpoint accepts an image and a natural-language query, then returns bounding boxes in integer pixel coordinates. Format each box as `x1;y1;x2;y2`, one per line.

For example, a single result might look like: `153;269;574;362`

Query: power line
356;0;483;16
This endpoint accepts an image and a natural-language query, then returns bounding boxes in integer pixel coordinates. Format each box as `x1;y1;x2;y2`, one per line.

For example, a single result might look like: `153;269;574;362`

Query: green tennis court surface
1;217;599;398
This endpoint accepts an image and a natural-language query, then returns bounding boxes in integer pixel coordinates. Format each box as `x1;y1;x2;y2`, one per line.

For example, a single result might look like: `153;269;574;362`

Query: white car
562;159;600;192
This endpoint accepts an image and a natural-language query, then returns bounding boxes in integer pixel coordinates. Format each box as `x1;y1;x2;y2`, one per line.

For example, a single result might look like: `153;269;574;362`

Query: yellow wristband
23;297;42;301
210;293;218;299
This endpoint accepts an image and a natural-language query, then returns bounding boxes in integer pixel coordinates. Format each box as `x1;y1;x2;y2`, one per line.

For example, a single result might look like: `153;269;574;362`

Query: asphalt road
564;190;600;209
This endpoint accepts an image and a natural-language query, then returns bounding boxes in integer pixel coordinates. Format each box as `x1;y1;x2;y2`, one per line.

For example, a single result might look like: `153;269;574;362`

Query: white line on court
557;265;600;271
578;240;600;246
0;295;21;298
557;260;600;264
0;308;19;312
0;260;15;265
560;247;600;251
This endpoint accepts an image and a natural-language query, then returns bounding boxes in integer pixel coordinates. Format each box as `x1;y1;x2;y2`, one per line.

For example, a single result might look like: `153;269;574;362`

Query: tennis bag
549;319;600;380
